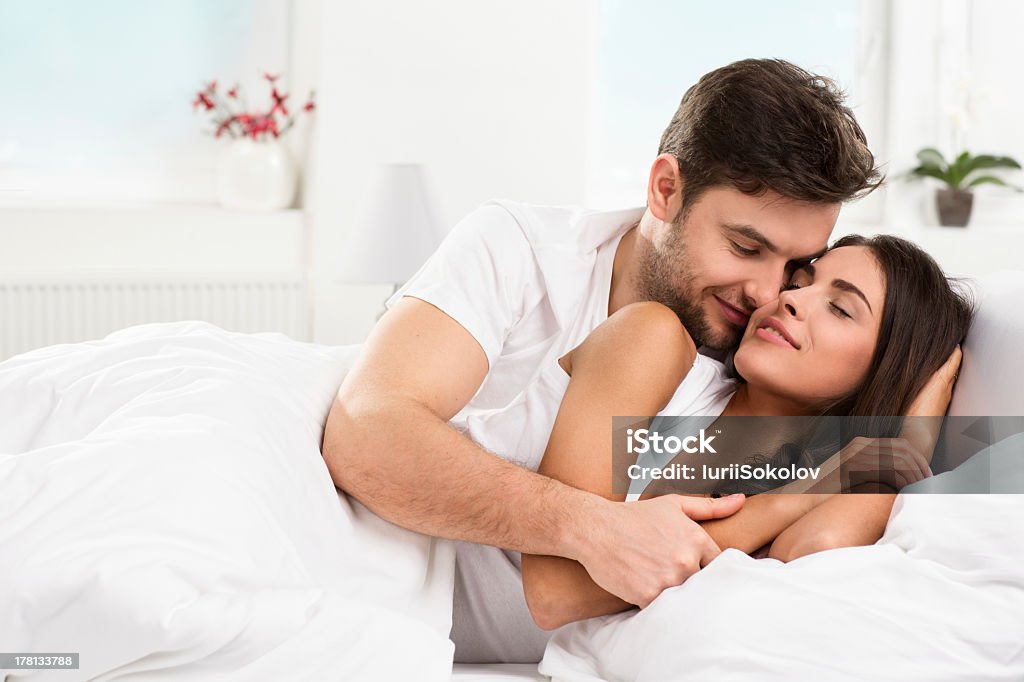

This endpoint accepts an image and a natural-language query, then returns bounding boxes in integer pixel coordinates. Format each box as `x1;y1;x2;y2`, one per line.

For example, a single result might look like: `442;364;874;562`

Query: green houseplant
908;148;1022;227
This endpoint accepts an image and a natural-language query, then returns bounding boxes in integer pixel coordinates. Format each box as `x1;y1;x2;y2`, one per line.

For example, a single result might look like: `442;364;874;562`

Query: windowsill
838;220;1024;236
833;219;1024;275
0;201;308;272
0;196;303;214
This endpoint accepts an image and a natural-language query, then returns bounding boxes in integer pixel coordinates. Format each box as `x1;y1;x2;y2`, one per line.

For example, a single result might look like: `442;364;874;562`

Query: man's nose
745;271;787;309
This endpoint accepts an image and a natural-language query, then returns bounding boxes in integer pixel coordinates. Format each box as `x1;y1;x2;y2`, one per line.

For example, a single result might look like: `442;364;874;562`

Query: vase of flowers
193;74;315;210
907;148;1021;227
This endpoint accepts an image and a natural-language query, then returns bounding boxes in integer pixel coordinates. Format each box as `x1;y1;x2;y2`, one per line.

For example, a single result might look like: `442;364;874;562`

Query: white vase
217;138;297;210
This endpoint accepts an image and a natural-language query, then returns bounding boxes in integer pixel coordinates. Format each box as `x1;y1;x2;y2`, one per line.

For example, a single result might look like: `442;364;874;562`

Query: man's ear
646;153;684;224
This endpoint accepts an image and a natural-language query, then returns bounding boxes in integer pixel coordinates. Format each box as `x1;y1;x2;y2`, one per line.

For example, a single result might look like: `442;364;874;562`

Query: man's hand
573;494;745;608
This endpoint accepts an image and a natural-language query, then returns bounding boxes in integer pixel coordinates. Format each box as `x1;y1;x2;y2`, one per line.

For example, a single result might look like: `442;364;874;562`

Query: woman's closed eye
830;301;852;318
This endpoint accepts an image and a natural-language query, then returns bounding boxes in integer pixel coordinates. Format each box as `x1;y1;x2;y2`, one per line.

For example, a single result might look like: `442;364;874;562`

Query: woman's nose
779;289;803;319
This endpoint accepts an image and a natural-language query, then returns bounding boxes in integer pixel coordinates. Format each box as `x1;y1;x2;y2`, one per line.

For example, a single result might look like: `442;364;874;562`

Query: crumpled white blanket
0;322;456;681
540;492;1024;681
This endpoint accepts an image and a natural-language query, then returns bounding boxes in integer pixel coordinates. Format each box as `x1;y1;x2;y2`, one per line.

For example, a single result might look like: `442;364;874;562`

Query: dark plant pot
936;188;973;227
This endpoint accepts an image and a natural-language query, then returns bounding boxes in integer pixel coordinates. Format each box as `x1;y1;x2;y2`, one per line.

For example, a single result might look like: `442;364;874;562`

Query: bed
2;271;1022;681
452;664;547;681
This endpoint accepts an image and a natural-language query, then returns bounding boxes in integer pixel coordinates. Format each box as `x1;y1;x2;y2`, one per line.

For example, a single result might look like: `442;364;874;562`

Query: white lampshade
339;163;446;285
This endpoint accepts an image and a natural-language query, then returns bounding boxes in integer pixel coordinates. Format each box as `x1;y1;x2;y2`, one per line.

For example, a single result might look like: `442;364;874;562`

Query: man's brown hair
658;58;883;214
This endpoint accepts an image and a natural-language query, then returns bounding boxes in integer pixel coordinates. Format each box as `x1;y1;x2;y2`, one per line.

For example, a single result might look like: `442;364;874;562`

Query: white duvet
540;495;1024;681
5;322;1024;682
0;322;457;681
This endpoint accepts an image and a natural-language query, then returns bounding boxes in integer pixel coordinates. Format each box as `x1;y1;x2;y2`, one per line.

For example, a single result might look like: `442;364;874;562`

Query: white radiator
0;274;310;362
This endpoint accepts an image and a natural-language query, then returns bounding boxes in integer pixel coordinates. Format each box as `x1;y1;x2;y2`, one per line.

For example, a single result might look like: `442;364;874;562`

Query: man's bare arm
322;297;598;558
323;297;751;610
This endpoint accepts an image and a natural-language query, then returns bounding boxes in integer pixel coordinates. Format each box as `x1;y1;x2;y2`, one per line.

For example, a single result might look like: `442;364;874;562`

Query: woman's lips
754;317;800;349
715;297;750;327
754;326;797;349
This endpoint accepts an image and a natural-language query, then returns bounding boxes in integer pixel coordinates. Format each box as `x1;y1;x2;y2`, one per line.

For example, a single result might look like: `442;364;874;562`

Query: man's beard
633;223;740;351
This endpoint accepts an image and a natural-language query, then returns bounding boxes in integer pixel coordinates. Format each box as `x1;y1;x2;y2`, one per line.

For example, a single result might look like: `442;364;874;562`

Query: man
321;59;882;662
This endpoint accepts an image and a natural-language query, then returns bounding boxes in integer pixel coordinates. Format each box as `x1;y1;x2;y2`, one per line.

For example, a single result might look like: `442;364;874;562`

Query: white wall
880;0;1024;229
964;0;1024;225
3;1;1019;354
304;0;592;345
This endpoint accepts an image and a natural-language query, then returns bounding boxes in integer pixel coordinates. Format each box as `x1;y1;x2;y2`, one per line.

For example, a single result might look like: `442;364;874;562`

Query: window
587;0;887;223
0;0;290;204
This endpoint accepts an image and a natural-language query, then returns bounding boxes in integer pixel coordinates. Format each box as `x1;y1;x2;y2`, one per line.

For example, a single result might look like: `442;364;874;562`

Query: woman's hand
784;436;932;494
899;343;962;464
906;344;962;418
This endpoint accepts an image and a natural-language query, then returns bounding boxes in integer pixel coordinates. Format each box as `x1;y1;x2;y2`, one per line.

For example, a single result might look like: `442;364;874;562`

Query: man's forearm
322;396;599;559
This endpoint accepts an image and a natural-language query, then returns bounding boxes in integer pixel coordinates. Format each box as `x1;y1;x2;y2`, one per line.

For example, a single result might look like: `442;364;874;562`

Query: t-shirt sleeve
384;202;545;368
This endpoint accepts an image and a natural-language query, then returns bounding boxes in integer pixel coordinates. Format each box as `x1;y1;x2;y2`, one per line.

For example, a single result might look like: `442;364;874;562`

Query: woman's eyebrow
796;263;873;314
832;279;873;314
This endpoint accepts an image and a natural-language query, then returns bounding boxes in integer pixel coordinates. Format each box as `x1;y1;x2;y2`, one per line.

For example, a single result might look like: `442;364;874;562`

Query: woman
522;234;973;630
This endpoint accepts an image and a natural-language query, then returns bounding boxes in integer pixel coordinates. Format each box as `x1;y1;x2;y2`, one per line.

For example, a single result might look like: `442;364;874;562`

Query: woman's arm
699;492;830;554
523;492;831;629
521;302;825;630
522;302;695;629
764;348;963;562
768;487;896;561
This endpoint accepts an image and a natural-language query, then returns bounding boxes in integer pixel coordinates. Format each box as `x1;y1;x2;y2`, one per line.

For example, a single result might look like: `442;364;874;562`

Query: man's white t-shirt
384;200;736;663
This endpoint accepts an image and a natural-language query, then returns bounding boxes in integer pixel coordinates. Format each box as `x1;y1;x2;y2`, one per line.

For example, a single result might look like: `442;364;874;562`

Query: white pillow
946;270;1024;417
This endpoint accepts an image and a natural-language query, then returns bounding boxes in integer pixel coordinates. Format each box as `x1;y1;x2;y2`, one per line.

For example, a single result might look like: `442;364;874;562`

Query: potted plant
193;74;315;210
907;148;1021;227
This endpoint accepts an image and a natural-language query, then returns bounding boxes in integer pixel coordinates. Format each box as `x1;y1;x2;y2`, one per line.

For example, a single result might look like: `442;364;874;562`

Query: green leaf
907;165;953;185
948;151;973;188
964;154;1023;172
916;147;948;171
965;175;1024;192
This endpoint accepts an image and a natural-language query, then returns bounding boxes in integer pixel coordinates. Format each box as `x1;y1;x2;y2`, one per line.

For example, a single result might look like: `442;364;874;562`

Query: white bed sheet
6;320;1021;681
0;322;457;681
539;494;1024;681
451;663;546;681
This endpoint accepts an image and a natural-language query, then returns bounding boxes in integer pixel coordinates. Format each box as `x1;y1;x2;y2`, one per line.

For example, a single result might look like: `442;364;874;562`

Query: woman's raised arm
522;302;821;630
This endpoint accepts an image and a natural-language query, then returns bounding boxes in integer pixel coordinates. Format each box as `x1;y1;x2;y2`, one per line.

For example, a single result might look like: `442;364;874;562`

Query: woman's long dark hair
719;234;975;494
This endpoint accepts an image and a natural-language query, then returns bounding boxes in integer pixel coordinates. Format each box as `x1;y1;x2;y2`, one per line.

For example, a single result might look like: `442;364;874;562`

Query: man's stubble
633;221;739;351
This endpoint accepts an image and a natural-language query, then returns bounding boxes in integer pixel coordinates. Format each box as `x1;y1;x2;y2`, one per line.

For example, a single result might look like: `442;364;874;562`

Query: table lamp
339;163;446;295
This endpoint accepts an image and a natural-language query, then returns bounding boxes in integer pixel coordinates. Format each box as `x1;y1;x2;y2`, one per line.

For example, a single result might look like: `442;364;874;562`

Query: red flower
242;114;277;139
193;74;313;140
270;88;289;116
215;116;237;138
193;91;215;111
